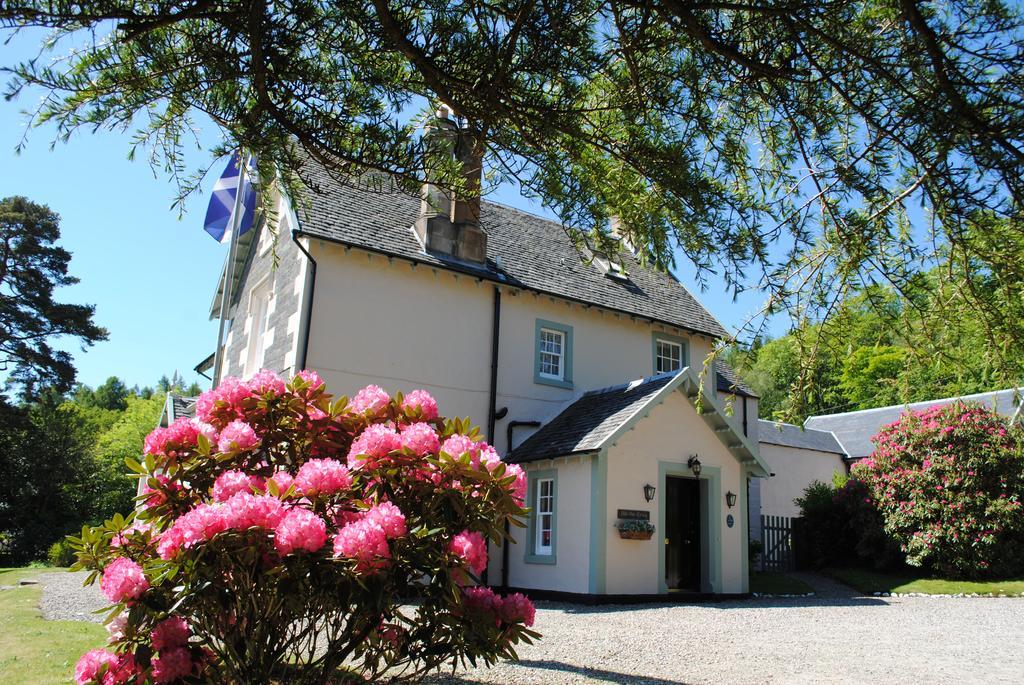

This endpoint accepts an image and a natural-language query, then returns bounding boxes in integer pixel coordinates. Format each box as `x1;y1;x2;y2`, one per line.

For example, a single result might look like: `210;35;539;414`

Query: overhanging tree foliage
2;1;1022;396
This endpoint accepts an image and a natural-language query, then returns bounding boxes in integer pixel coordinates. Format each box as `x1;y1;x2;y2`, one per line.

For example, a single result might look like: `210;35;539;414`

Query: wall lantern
726;491;737;508
643;483;656;502
687;455;702;478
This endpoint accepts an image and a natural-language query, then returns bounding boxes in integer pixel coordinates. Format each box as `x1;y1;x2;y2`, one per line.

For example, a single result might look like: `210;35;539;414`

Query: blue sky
0;34;780;393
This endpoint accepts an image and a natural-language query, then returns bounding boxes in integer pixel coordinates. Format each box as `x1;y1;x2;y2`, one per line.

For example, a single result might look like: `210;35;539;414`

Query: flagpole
211;150;251;387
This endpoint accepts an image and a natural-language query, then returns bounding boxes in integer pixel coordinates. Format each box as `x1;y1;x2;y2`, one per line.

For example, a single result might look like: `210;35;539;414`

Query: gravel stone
426;592;1024;683
36;571;1024;683
38;570;108;623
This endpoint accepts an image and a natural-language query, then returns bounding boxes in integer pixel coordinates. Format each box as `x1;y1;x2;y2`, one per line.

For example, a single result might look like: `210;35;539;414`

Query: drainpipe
486;287;501;444
291;230;317;371
501;420;542;589
742;396;748;436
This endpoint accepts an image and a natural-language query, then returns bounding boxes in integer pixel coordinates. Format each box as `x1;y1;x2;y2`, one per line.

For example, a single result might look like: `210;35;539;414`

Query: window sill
534;375;573;390
525;553;557;565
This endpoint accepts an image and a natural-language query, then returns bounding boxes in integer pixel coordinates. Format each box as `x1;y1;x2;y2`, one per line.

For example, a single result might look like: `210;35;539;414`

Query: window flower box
616;520;655;540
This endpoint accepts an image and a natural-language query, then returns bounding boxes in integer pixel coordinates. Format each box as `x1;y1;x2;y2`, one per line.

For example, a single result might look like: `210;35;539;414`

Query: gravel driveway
38;571;1024;683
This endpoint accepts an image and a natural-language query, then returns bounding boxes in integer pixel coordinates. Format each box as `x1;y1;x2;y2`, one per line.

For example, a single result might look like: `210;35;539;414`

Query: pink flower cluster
400;422;440;456
249;368;287;396
275;508;328;555
212;470;265;502
401;389;439;420
294;458;352;495
151;647;194;684
151;616;190;652
333;502;407;573
217;420;260;453
74;649;137;685
157;492;288;559
100;557;149;604
459;586;535;627
195;376;254;425
440;434;526;504
350;384;391;415
144;417;217;459
450;530;488;576
347;423;401;469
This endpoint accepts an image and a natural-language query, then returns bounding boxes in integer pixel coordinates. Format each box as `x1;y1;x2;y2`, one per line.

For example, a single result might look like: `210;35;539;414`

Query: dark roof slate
509;374;676;463
170;395;197;421
715;361;757;398
757;420;844;455
804;388;1023;459
295;161;728;339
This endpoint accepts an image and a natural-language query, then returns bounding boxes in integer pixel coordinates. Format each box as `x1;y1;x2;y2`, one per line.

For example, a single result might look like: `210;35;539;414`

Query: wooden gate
760;515;795;572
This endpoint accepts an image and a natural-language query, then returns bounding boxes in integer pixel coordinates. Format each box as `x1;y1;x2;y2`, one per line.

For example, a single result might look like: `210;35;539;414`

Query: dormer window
652;332;688;374
593;253;629;281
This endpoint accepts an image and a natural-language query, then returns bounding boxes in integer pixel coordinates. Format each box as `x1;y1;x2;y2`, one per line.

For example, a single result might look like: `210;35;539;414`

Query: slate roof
509;374;677;463
804;388;1024;459
167;394;197;424
757;420;844;455
715;361;757;398
294;161;729;339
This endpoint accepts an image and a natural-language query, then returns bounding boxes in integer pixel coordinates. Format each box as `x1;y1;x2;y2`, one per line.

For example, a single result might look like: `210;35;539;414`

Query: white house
190;114;779;598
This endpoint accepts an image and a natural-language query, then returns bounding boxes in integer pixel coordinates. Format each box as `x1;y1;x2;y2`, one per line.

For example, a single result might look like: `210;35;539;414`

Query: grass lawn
829;567;1024;596
750;572;814;595
0;567;105;684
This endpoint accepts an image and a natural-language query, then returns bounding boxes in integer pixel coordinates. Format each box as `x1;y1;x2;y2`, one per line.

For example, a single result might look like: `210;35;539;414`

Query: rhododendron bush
70;372;536;683
853;402;1024;578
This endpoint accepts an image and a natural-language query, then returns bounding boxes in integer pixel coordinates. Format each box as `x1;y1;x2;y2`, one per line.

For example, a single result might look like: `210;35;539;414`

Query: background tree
0;196;107;397
2;1;1022;403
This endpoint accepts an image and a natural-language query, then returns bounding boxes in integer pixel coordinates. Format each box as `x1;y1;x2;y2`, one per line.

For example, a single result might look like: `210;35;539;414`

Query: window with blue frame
534;319;573;388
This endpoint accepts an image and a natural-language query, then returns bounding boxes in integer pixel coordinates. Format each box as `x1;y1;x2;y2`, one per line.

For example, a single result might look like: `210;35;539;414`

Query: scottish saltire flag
204;153;257;243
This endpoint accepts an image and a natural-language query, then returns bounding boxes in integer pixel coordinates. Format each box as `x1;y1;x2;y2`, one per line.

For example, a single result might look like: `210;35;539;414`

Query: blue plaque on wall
726;514;735;528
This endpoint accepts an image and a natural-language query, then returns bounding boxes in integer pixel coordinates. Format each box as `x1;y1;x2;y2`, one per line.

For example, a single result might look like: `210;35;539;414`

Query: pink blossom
106;614;128;643
400;422;440;457
195;376;254;424
248;368;286;396
499;592;536;626
297;369;325;389
223;491;288;530
75;649;118;685
151;647;193;683
144;417;211;458
333;518;391;573
294;458;352;495
450;530;488;575
212;470;265;502
350;384;390;415
217;420;260;453
347;423;402;469
477;444;502;471
100;558;149;604
441;434;479;461
157;527;185;560
274;508;328;555
505;463;527;504
365;502;407;539
401;389;438;420
151;616;190;652
268;470;295;494
460;586;501;620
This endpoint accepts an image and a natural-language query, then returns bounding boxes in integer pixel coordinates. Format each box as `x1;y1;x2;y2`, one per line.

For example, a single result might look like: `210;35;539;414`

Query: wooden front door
665;476;701;591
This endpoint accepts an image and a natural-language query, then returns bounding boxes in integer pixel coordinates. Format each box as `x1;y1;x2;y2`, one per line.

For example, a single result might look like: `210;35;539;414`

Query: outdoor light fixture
687;455;702;477
643;483;656;502
726;491;737;508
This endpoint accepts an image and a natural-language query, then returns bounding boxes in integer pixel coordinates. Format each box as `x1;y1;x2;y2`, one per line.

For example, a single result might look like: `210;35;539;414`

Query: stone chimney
415;106;487;264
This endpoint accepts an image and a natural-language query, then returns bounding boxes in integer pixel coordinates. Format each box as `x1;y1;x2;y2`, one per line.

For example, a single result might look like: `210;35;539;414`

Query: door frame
658;460;722;593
